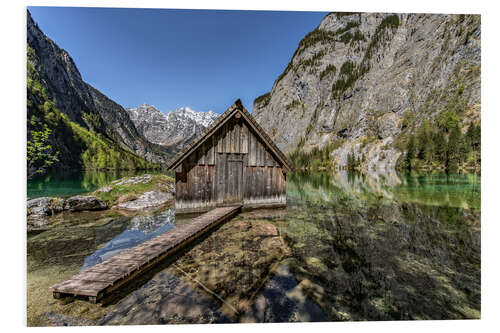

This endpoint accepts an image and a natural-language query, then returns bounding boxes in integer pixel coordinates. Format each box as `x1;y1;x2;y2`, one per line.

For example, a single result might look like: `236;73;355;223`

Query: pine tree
473;123;481;151
446;125;461;174
406;135;417;170
434;130;447;164
417;120;432;161
347;150;357;172
459;133;470;163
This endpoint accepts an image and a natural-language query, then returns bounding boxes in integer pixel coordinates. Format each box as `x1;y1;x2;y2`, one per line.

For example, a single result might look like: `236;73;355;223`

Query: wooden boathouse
166;99;293;214
50;99;293;303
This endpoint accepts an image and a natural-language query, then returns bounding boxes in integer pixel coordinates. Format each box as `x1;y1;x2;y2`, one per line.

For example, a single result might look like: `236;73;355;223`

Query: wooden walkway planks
50;205;241;303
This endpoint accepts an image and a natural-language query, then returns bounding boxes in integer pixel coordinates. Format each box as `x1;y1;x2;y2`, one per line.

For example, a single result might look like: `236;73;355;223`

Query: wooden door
226;156;243;204
216;153;243;205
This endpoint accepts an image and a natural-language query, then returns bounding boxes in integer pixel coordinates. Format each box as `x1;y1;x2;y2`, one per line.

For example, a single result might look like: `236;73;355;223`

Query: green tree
439;110;460;132
347;150;355;171
459;133;470;162
27;127;59;178
467;122;481;151
434;130;447;164
417;120;433;162
406;135;417;170
446;125;461;174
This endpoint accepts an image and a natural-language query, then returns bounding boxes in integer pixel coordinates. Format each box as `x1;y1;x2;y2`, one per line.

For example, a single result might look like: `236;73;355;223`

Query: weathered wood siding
175;115;286;213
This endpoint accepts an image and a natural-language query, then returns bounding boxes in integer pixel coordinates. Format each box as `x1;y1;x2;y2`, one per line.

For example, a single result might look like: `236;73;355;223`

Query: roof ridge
165;99;293;172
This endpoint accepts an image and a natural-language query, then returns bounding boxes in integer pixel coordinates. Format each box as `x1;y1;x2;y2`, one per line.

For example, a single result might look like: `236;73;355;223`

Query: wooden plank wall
176;164;217;212
243;166;286;206
176;116;286;213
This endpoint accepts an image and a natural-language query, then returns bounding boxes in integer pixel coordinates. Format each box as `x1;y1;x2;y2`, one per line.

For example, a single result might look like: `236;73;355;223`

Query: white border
1;0;498;332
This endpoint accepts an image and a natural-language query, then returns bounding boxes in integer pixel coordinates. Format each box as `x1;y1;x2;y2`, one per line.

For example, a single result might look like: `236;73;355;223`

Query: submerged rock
27;196;106;231
42;311;97;327
168;216;291;317
114;190;174;211
63;195;108;212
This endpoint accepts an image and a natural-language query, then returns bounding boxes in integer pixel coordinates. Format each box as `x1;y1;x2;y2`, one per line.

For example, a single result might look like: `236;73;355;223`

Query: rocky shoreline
27;174;175;231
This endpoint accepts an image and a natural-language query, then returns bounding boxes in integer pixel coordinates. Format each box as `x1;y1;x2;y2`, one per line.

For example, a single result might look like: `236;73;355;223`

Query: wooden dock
50;205;241;303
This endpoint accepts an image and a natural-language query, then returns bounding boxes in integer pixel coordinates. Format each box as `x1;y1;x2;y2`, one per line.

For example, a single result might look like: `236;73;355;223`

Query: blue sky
28;7;327;114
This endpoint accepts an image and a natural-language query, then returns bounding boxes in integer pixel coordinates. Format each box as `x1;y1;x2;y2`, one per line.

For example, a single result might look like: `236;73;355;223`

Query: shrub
285;100;303;111
320;64;337;80
254;92;271;107
289;140;345;170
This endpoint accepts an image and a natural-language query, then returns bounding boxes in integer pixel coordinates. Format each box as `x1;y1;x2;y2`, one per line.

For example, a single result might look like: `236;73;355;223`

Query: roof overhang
165;99;294;173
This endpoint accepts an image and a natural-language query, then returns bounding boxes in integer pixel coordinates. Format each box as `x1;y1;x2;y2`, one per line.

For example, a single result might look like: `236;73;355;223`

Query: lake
27;170;164;198
26;170;480;325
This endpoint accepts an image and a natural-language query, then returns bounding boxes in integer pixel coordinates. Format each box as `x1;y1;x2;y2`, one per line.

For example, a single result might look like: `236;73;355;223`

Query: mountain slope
127;105;218;152
27;10;169;173
253;13;480;171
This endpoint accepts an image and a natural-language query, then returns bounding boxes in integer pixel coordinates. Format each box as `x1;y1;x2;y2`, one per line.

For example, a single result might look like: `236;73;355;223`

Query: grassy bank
92;174;174;206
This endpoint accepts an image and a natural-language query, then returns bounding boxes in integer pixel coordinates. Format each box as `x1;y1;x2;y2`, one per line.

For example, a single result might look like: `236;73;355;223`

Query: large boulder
27;197;65;218
114;190;174;211
63;195;108;212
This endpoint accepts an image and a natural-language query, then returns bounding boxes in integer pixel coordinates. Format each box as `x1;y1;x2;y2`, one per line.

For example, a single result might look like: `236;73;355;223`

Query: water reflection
27;169;163;198
81;209;176;270
27;171;481;325
289;171;480;209
269;171;481;320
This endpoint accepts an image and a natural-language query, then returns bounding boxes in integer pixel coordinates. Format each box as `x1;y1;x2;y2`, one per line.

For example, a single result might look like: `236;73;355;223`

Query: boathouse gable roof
165;99;293;172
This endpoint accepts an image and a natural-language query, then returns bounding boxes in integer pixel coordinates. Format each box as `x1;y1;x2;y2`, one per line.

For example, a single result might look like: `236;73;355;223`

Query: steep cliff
127;105;218;152
253;13;480;171
27;10;169;173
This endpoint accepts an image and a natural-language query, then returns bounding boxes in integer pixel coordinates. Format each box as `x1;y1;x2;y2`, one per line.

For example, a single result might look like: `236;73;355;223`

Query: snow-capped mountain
127;104;219;152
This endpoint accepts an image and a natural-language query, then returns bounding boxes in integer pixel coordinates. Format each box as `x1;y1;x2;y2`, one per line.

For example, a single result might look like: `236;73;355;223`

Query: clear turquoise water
27;170;481;324
27;170;164;198
288;171;481;209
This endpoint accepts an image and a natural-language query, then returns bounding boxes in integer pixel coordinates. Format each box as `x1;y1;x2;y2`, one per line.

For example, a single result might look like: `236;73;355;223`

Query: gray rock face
63;195;108;212
127;105;218;152
253;13;481;170
376;113;402;139
114;190;174;211
331;136;402;172
27;11;168;163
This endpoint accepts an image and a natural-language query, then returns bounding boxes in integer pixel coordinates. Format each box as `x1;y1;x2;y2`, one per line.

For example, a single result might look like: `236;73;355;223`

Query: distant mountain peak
127;105;219;151
139;103;159;109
